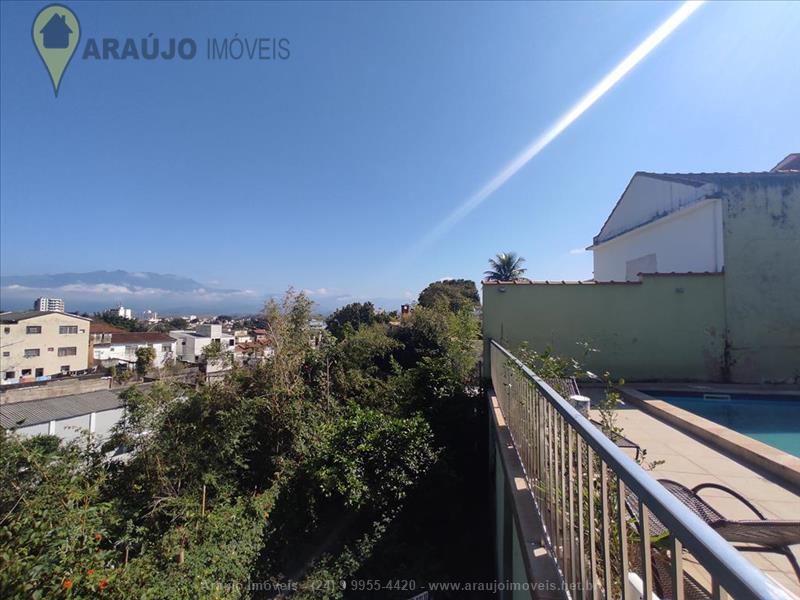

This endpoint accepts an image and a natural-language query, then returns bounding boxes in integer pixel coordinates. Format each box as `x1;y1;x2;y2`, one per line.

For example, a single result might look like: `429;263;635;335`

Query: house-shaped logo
31;4;81;96
40;13;73;49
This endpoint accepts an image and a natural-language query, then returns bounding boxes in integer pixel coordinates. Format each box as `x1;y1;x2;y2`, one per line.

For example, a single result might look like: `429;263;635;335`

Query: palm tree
484;252;527;281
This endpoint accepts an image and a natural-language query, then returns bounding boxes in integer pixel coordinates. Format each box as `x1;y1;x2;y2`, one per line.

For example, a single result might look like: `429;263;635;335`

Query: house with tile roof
93;331;176;370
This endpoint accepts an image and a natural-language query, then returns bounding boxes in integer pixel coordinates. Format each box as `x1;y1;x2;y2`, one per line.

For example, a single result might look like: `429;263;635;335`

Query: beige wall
482;274;727;382
1;313;90;384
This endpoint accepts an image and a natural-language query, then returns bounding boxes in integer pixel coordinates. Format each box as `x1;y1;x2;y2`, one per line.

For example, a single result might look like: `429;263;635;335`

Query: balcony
487;340;793;600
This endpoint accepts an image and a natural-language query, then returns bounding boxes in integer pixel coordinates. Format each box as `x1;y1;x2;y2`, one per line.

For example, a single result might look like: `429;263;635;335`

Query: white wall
94;341;176;367
592;199;724;281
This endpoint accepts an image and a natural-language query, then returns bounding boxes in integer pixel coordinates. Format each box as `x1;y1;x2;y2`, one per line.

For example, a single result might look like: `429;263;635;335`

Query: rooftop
0;310;91;324
0;389;123;429
90;321;128;334
108;332;175;345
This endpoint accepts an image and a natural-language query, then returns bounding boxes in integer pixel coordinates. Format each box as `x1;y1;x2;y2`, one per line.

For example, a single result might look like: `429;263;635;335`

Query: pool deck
587;398;800;597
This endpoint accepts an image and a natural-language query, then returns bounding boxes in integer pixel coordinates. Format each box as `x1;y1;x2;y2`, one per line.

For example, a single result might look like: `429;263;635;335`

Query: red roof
109;332;175;345
90;321;127;334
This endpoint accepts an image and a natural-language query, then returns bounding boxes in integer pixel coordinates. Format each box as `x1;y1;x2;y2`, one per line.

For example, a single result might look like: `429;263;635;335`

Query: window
3;327;9;334
59;325;79;334
24;348;41;358
35;368;44;377
2;352;9;357
4;371;14;380
21;369;32;376
58;347;77;357
60;365;70;374
162;344;171;351
26;325;42;334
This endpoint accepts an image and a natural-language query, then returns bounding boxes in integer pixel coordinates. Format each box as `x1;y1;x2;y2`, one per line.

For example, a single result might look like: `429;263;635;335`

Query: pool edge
617;386;800;492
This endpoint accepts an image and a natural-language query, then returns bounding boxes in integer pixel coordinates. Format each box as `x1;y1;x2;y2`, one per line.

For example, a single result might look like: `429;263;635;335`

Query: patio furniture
628;479;800;586
660;479;800;582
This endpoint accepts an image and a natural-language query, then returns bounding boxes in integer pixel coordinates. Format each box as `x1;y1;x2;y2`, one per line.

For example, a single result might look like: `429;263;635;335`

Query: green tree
325;302;377;340
418;279;479;313
135;346;156;376
95;311;144;332
484;251;527;281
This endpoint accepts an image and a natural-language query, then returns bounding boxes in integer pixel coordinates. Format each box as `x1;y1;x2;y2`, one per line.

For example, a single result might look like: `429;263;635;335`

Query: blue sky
1;1;799;310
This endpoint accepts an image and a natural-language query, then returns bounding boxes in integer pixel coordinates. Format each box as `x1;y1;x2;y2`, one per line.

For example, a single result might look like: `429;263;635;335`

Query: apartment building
169;323;235;365
33;297;65;312
1;311;91;385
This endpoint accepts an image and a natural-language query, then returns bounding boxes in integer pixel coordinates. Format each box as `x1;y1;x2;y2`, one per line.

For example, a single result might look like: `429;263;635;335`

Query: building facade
1;311;91;385
170;324;235;369
33;297;65;312
484;156;800;383
92;332;176;370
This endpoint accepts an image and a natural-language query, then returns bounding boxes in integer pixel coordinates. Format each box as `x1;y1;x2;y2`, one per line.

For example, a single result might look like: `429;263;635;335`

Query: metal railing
489;340;787;600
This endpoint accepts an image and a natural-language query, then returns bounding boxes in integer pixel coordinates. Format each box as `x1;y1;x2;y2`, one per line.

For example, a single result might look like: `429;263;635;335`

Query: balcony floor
591;401;800;597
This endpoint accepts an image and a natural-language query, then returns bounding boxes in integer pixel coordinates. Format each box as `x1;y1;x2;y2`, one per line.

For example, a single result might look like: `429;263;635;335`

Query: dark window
59;325;79;334
58;347;77;357
2;352;9;357
35;368;44;377
60;365;70;374
4;371;14;380
21;369;32;376
3;327;9;334
26;326;42;334
24;348;40;358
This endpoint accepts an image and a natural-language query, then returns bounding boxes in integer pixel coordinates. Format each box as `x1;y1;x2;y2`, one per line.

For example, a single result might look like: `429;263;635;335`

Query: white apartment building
170;324;235;368
113;306;133;320
1;311;91;385
92;332;177;369
33;297;65;312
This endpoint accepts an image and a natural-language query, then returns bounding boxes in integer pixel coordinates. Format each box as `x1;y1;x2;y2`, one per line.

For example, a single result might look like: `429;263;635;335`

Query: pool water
641;392;800;458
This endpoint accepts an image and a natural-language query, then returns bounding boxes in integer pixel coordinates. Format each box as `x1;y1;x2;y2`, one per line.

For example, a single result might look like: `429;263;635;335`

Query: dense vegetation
1;286;488;599
417;279;479;313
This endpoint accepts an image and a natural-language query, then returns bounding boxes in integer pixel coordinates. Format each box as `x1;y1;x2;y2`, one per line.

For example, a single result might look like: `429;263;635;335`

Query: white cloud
569;248;587;255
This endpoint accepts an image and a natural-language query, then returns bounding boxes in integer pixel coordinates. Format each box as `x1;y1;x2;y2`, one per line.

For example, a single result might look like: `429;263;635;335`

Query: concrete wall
721;178;800;383
0;375;109;404
482;274;727;382
593;199;724;281
14;407;125;442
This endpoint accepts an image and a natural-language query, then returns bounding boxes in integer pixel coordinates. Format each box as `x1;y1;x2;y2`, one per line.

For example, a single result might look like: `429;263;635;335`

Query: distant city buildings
114;306;133;320
33;297;65;312
141;309;160;324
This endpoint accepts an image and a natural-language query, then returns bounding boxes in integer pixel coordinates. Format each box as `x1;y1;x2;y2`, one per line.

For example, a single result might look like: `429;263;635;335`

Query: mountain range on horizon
0;270;410;316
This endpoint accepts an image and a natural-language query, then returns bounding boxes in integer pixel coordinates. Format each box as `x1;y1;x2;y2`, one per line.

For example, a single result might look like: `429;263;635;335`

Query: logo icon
32;4;80;96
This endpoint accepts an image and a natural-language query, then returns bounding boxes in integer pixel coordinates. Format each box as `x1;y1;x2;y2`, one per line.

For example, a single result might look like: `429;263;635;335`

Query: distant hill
0;270;409;316
0;270;260;315
0;270;239;294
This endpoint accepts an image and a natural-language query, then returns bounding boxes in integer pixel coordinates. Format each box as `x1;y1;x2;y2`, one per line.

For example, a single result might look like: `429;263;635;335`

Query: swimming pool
640;391;800;458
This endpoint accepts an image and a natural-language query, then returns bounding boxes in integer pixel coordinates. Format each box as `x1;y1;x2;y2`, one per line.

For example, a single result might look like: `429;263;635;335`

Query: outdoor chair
626;479;800;597
658;479;800;583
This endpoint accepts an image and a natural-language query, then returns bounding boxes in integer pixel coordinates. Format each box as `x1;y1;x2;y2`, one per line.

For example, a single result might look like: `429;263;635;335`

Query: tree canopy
418;279;479;312
324;301;378;340
1;285;487;599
